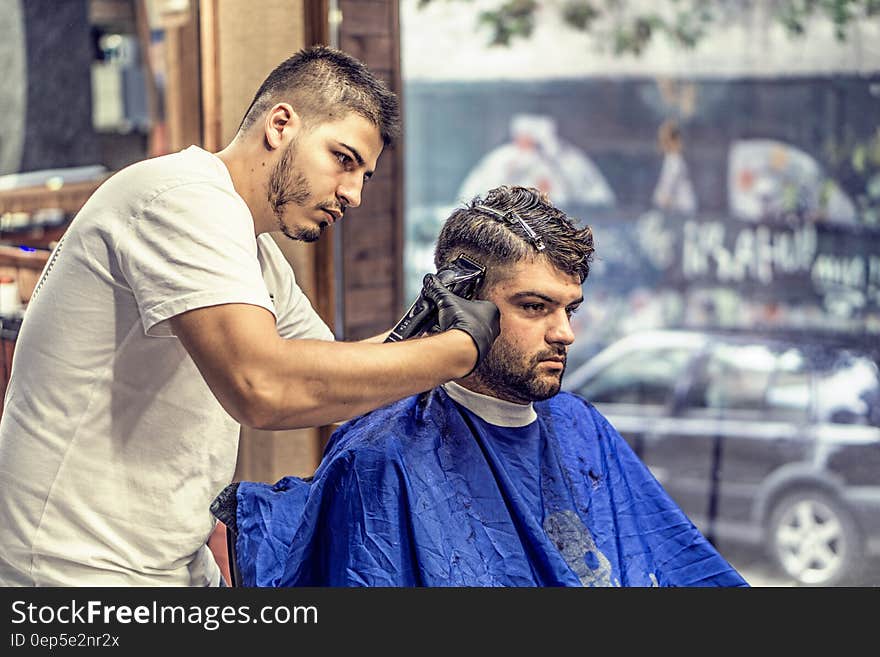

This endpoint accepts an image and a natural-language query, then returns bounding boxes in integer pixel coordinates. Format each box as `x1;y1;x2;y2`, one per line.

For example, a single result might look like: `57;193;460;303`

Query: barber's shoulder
91;150;228;214
128;146;233;194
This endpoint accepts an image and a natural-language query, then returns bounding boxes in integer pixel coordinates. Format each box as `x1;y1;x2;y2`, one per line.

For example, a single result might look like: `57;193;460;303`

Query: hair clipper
385;254;485;343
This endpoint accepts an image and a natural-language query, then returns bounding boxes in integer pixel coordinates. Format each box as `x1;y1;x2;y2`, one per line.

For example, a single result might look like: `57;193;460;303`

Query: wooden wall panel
161;3;202;152
216;1;306;147
340;34;395;66
338;1;391;36
345;286;395;330
337;0;404;340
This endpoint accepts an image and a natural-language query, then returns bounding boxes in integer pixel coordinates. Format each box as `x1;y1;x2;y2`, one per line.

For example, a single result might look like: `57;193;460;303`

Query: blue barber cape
231;389;748;587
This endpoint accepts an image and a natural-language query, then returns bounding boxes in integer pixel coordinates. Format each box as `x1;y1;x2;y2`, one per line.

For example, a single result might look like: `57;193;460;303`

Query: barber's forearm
360;329;391;343
249;330;476;430
171;302;477;431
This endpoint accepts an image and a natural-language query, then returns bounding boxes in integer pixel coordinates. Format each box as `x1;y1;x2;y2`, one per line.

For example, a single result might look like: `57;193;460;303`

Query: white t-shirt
0;146;333;586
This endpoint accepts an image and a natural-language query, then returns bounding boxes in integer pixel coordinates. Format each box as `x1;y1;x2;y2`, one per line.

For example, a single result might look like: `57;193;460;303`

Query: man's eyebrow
510;291;584;306
339;142;373;179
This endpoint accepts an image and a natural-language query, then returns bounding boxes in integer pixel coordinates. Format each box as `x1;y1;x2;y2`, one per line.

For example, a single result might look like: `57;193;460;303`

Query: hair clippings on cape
474;204;546;252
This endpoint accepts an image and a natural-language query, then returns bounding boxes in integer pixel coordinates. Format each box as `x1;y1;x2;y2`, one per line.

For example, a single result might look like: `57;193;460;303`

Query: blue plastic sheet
233;389;748;587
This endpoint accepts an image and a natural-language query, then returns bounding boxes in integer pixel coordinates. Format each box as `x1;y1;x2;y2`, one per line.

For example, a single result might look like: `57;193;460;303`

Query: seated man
213;186;748;587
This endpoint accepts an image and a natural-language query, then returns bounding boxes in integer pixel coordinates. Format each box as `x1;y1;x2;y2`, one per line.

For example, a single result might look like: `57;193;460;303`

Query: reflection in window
683;343;809;421
579;347;694;406
765;368;810;422
815;355;880;426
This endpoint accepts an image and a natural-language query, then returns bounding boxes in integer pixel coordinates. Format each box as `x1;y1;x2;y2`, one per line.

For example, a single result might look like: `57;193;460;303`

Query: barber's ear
263;103;301;150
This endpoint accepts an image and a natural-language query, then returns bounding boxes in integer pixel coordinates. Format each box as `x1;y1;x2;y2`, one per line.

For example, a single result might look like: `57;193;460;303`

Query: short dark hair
434;186;595;294
238;45;400;147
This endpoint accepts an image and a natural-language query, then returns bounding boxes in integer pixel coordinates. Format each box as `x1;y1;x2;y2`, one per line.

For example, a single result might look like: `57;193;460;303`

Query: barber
0;45;499;587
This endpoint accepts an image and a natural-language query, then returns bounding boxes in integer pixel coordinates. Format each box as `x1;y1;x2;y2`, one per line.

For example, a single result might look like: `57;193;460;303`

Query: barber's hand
420;273;500;374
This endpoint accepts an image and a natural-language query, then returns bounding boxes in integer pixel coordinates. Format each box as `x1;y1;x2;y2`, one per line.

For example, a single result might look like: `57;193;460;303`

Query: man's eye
335;152;352;166
567;305;581;317
522;303;544;313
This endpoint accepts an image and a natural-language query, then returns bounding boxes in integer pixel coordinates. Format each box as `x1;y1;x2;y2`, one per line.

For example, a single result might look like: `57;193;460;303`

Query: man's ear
263;102;301;150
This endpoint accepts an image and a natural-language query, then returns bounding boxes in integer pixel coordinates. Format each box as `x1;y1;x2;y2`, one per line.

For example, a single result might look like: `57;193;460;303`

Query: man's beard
267;140;325;243
470;336;566;404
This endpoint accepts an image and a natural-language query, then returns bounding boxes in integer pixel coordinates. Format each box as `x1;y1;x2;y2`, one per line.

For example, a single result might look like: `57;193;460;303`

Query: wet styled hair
434;186;594;293
238;45;400;147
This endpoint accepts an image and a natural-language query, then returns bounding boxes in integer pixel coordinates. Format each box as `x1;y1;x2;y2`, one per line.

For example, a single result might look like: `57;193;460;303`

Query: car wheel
767;489;864;587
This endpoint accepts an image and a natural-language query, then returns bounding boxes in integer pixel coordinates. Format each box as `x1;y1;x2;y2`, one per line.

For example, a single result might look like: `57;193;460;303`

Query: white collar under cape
441;381;537;428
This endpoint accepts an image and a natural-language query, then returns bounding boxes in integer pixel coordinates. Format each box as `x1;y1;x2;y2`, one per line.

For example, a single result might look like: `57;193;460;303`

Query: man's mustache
318;201;346;218
532;348;567;365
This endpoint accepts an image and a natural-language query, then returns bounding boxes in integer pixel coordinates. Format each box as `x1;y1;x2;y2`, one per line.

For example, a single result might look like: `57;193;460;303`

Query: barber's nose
548;312;575;346
338;176;363;209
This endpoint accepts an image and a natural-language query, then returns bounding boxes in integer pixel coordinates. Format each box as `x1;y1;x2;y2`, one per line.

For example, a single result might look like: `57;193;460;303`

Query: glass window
400;0;880;588
765;369;811;421
683;342;810;420
815;354;880;426
683;343;774;413
578;347;694;406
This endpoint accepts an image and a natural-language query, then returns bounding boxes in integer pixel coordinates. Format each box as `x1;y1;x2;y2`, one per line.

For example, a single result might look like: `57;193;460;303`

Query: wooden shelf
0;179;105;215
0;225;68;251
0;244;51;270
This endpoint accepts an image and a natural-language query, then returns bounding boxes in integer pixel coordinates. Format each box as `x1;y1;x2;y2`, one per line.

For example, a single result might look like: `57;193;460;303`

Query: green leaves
417;0;878;55
477;0;539;46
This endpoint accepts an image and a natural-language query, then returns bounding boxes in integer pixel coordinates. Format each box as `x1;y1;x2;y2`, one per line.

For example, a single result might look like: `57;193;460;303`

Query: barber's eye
567;306;581;317
522;303;544;313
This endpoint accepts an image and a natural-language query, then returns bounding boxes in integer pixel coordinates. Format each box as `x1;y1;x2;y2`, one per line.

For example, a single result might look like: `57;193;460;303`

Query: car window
578;346;695;407
815;353;880;426
682;343;809;421
765;368;811;421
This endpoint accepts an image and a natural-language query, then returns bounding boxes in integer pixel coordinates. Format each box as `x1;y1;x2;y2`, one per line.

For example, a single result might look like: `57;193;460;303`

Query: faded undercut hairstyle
237;45;400;147
434;186;595;294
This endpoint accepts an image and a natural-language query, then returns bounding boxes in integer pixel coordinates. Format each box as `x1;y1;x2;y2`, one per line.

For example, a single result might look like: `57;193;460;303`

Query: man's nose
547;311;575;346
337;175;363;209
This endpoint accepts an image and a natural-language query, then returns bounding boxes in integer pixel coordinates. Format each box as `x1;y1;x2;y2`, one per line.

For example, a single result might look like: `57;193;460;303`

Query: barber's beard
470;336;566;404
267;140;320;243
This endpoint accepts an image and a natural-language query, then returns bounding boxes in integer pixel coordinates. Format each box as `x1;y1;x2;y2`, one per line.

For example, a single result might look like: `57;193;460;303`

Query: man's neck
442;381;536;427
215;140;273;235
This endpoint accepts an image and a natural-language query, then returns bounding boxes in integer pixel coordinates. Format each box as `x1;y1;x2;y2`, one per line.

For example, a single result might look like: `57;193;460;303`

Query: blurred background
401;0;880;587
0;0;878;586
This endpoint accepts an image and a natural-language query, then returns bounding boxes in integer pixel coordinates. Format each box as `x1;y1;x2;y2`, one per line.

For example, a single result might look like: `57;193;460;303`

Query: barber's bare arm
171;278;498;430
361;329;391;343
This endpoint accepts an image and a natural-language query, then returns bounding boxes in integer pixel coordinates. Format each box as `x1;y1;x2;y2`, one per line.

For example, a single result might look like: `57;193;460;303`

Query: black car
563;329;880;586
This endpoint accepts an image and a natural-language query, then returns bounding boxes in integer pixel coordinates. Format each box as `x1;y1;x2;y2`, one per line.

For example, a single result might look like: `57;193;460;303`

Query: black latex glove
420;273;500;374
